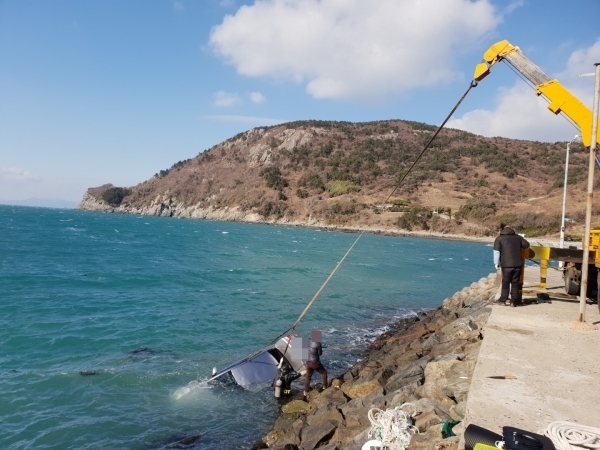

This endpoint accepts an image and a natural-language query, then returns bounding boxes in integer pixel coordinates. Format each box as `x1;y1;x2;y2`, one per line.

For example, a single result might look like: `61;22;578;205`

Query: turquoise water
0;205;491;449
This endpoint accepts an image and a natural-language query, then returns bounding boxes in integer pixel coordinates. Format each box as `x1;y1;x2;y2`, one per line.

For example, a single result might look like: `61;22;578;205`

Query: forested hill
77;119;594;238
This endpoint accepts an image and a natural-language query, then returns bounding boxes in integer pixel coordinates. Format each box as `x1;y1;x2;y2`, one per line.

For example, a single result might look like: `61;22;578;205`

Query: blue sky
1;0;599;205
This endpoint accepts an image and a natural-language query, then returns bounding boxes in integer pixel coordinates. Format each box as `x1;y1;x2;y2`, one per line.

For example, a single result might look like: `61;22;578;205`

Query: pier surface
463;266;600;444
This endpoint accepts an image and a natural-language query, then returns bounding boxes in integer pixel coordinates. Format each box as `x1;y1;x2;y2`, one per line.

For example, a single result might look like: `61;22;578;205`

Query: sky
1;0;599;205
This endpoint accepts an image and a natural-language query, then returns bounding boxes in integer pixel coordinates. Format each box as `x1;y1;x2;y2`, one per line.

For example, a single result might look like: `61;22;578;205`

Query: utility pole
560;136;581;253
579;63;600;322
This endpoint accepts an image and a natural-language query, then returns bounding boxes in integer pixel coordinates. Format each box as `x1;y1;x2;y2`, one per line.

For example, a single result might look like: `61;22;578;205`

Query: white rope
541;421;600;450
365;404;418;450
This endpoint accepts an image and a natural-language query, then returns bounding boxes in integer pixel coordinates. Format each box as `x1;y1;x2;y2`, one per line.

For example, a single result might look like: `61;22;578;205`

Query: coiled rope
364;405;418;450
541;421;600;450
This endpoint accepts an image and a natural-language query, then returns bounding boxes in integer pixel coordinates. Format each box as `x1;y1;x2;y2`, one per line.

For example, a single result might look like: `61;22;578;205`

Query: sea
0;205;493;449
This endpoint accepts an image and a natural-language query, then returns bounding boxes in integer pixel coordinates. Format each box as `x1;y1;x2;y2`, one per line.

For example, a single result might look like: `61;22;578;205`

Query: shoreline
76;202;569;249
76;192;571;248
256;273;501;450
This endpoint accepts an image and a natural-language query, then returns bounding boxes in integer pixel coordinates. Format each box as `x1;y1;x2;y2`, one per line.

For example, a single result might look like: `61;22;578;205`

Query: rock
388;386;419;409
263;429;285;447
407;424;444;450
415;409;443;432
331;425;369;443
389;355;432;381
311;387;349;410
449;402;466;420
282;400;308;414
343;372;355;383
270;417;305;449
385;373;423;393
274;413;301;430
300;420;337;450
428;341;466;359
342;378;383;399
360;387;385;405
336;428;371;450
407;398;451;426
424;359;460;383
435;436;460;450
307;404;344;427
386;323;430;346
340;406;371;428
415;383;455;408
314;444;339;450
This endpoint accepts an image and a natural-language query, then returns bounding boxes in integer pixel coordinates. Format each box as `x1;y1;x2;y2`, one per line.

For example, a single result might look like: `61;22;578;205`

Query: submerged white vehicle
208;335;306;387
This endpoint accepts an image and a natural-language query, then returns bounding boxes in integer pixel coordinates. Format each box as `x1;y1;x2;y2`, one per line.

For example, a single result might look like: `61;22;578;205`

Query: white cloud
174;1;185;11
213;90;242;107
209;0;500;101
220;0;235;7
0;167;42;182
557;38;600;102
249;91;266;104
203;114;283;125
448;38;600;142
447;83;577;141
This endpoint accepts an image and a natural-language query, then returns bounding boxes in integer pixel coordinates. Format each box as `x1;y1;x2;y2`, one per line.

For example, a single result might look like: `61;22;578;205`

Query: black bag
503;427;556;450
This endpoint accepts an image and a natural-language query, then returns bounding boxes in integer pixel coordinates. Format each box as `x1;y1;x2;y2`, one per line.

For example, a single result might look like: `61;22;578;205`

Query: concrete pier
462;266;600;445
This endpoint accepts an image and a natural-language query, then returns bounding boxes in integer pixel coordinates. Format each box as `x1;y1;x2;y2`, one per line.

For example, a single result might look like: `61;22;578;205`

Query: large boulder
415;383;455;409
300;420;338;450
307;404;345;427
282;400;308;414
342;378;381;399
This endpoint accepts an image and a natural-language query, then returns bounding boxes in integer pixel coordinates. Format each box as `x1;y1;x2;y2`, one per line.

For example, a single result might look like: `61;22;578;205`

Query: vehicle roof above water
208;335;307;387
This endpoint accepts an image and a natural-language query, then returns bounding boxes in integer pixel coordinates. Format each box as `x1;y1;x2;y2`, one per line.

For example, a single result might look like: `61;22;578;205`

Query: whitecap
222;231;229;234
428;258;435;260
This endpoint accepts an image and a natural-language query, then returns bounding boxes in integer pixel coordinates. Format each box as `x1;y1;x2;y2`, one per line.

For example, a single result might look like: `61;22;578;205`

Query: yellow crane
474;40;600;301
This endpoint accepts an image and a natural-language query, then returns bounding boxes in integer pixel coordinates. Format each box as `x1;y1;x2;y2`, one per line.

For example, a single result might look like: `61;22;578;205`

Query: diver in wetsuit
280;364;301;397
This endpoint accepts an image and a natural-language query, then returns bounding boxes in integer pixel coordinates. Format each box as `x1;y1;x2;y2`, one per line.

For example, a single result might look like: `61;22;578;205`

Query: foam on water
172;379;212;401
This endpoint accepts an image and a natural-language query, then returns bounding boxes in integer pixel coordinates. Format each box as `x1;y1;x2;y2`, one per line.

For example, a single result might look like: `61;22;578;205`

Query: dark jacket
493;227;530;267
308;341;322;363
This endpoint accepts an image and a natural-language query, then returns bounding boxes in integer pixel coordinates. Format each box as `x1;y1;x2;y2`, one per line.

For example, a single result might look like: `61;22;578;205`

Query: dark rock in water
79;370;99;376
164;434;201;448
129;347;155;355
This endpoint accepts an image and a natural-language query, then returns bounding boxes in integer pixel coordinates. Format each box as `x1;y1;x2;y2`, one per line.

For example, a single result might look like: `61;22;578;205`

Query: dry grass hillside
81;119;600;239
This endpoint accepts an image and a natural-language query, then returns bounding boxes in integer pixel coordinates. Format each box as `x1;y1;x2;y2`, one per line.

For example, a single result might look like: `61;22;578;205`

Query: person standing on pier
494;223;530;306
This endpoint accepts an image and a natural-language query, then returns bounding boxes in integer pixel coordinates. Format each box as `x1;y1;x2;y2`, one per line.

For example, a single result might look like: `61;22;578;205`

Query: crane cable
386;80;478;203
270;81;478;352
238;81;479;365
240;230;365;366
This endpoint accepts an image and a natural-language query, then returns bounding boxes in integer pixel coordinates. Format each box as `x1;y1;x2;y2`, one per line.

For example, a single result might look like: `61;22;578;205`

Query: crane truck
474;40;600;300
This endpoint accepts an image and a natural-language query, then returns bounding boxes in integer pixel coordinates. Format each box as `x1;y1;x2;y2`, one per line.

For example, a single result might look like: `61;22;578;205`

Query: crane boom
474;39;599;147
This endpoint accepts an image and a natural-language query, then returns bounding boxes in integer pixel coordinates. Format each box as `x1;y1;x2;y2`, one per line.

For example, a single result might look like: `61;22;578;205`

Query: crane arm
474;39;599;147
